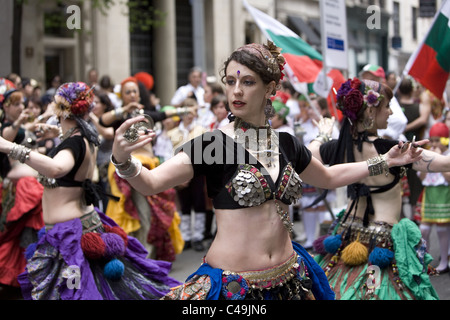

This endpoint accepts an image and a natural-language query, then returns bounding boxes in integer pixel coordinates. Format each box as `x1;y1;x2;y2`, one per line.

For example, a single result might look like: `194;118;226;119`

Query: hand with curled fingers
313;116;335;136
34;123;61;140
112;115;155;163
384;138;429;168
312;116;335;144
122;102;143;115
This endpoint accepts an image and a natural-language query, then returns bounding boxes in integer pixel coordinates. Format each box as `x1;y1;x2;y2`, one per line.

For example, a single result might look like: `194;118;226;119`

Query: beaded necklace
59;127;79;141
233;117;280;167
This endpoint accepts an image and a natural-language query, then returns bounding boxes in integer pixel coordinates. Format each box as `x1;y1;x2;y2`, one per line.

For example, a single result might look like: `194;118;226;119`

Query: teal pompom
323;234;342;254
103;258;125;281
369;247;394;269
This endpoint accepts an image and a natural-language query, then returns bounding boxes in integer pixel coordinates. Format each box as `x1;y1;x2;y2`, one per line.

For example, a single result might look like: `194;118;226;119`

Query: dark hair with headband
220;41;286;93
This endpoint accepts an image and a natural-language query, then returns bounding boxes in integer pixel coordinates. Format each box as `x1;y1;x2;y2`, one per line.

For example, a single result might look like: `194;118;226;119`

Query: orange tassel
341;232;368;266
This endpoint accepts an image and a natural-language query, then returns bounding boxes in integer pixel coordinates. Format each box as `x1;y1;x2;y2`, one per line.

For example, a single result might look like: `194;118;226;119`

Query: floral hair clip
336;77;383;122
265;40;286;80
363;86;383;108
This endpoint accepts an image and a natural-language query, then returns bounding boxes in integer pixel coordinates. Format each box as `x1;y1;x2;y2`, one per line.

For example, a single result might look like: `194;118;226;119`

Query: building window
393;1;400;36
129;0;157;79
175;0;194;88
419;0;436;18
412;7;418;40
44;3;76;38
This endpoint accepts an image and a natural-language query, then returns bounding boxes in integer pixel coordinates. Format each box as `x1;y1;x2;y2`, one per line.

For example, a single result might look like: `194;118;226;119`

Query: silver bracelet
8;143;31;163
177;107;189;116
114;108;123;119
312;133;331;145
115;156;142;179
367;154;389;177
110;154;132;171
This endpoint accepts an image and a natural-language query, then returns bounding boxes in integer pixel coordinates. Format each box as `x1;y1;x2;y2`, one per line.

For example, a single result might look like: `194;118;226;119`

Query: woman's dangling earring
362;107;374;130
264;99;275;119
362;116;374;130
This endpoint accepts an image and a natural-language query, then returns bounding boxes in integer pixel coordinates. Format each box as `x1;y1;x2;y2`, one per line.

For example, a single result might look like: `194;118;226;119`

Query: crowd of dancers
0;40;449;300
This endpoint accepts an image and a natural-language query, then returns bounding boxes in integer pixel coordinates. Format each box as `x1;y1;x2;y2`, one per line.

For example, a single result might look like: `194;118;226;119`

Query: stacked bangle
112;108;123;119
8;143;31;163
367;154;389;177
110;154;142;179
111;154;131;170
312;133;331;145
177;107;189;116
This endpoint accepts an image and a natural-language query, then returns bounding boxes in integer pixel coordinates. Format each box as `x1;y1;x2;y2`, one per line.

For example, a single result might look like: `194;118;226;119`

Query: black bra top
176;130;312;209
319;136;410;226
39;135;86;188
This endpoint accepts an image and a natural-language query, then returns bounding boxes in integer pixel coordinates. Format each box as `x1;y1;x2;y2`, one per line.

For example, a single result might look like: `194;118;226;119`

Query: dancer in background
310;77;450;300
0;79;44;299
0;82;180;299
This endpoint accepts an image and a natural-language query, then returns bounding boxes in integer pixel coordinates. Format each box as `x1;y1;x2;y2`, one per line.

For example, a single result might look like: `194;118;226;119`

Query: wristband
367;154;389;177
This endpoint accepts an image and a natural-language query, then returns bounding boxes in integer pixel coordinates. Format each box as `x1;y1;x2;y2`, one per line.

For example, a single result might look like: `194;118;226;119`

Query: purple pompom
101;232;126;258
312;235;329;255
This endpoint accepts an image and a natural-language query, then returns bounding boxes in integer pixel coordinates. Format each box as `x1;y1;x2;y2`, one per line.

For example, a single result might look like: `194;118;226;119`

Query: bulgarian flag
405;0;450;99
243;0;322;83
243;0;345;120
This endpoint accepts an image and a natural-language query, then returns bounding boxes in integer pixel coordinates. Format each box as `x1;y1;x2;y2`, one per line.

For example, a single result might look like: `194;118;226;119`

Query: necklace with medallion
233;117;280;167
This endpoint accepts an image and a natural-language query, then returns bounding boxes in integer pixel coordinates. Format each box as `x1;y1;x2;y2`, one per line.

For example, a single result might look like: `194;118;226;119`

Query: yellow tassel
341;233;368;266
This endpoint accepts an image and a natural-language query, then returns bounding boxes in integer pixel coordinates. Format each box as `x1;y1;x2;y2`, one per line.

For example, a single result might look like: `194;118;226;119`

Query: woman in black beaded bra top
110;41;424;300
309;77;450;300
0;82;180;300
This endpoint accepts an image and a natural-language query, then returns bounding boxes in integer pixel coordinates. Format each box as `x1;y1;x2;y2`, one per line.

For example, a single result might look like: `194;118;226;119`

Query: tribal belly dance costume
17;135;181;300
312;133;439;300
162;130;335;300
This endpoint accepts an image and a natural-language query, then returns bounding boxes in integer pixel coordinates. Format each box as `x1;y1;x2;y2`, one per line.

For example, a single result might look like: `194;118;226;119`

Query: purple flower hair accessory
364;89;382;107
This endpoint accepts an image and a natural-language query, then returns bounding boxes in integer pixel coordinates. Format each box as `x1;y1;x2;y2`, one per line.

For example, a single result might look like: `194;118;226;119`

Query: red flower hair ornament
336;77;383;122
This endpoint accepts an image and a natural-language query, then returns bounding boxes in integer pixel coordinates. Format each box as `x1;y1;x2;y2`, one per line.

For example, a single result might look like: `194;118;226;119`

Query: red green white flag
243;0;345;120
243;0;322;84
405;0;450;99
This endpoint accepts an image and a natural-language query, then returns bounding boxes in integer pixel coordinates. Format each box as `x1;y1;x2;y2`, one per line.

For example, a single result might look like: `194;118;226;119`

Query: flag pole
392;73;404;97
319;0;329;96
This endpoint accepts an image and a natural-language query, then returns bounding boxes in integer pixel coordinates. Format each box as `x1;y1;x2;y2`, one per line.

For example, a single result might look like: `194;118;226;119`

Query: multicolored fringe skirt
313;212;439;300
17;209;181;300
162;242;335;300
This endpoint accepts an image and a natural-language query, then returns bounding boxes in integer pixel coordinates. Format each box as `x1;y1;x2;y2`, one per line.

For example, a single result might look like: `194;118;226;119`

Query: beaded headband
236;41;286;82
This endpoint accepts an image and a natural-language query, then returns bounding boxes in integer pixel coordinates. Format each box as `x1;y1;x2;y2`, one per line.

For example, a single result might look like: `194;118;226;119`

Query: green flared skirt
314;215;439;300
